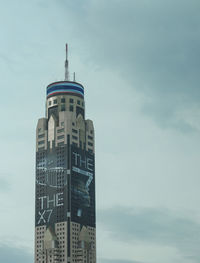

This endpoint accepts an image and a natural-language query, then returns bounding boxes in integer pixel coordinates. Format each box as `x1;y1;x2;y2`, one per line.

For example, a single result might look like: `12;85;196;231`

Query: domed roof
47;81;84;98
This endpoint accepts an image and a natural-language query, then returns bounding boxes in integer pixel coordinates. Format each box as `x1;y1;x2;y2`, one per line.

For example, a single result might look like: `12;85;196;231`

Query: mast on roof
65;43;69;81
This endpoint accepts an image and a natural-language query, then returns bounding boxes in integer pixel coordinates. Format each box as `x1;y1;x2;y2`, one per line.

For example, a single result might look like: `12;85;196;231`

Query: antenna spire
65;44;69;81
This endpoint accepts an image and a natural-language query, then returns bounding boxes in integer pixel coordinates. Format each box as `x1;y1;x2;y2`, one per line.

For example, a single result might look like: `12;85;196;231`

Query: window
38;146;45;150
61;98;65;103
70;98;74;103
90;130;93;134
70;105;73;112
53;99;57;104
61;105;65;111
61;122;64;127
48;101;52;106
57;128;64;133
72;135;77;140
82;102;84;107
88;135;93;140
88;142;93;146
72;122;75;126
72;129;78;134
38;140;45;145
57;135;64;140
77;100;80;105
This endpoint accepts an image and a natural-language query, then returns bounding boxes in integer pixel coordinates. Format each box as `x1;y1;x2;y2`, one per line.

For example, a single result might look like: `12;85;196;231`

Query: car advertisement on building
71;145;95;227
35;147;68;227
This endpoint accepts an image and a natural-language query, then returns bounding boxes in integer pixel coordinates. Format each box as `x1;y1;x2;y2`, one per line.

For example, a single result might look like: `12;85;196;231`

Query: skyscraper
34;45;96;263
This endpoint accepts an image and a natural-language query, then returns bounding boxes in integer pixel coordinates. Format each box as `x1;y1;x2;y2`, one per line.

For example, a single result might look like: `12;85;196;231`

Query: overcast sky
0;0;200;262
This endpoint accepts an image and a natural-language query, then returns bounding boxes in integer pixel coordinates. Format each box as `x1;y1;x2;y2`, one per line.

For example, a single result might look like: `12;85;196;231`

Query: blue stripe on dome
47;83;84;97
48;90;84;97
48;82;83;88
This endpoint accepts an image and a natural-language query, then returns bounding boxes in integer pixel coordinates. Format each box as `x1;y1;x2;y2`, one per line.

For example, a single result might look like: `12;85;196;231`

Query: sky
0;0;200;262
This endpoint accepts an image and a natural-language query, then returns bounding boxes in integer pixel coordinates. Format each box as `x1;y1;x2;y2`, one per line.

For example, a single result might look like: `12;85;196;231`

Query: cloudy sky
0;0;200;262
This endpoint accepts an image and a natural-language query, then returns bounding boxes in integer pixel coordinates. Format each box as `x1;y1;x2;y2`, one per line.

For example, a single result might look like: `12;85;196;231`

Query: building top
47;81;84;99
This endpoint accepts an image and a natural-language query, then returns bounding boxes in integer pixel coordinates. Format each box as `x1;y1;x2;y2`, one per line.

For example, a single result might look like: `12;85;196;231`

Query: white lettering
47;195;55;208
73;152;94;171
37;209;53;224
38;193;64;210
56;193;64;206
87;158;93;171
38;196;46;210
38;211;46;224
46;209;53;222
80;156;86;168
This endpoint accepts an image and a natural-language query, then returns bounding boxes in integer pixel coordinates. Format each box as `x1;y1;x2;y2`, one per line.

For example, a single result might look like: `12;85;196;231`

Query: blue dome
47;81;84;98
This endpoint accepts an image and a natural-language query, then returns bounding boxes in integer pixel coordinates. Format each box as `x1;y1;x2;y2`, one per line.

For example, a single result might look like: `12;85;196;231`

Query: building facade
34;79;96;263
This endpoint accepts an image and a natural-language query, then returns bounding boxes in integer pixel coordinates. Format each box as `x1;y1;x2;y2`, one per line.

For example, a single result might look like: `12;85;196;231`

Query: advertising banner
71;145;95;227
35;147;68;226
35;145;95;228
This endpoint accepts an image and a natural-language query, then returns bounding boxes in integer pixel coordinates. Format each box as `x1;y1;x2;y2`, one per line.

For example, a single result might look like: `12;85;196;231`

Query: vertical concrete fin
48;115;56;148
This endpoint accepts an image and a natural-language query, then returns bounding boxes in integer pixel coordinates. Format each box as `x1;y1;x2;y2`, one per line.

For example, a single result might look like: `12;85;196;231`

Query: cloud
0;176;10;192
0;245;32;263
59;0;200;132
2;0;199;131
97;206;200;262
